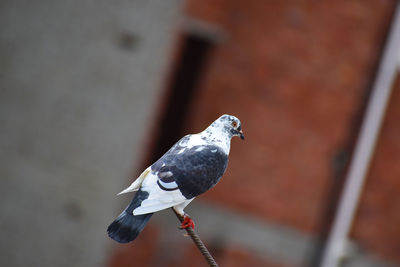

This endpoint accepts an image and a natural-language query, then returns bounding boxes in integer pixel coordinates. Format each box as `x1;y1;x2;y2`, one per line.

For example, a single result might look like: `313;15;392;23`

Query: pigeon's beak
239;130;245;140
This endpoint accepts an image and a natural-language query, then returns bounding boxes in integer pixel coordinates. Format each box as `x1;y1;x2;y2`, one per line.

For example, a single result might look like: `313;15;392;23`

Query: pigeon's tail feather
107;212;152;243
107;189;153;243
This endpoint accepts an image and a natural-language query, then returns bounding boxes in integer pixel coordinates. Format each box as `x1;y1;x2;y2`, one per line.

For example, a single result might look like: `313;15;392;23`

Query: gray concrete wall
0;1;182;266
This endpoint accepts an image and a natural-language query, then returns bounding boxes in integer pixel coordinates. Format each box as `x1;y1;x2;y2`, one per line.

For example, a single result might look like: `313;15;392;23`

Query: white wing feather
132;172;189;215
117;167;151;195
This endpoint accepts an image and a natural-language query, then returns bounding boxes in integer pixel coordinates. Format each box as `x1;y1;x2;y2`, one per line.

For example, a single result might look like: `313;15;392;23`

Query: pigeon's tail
107;189;153;243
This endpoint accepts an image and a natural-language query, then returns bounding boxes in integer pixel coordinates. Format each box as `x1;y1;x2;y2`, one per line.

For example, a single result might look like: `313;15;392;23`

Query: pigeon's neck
200;124;232;154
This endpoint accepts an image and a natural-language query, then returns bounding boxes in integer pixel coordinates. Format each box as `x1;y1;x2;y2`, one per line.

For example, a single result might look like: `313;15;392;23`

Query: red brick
185;0;394;233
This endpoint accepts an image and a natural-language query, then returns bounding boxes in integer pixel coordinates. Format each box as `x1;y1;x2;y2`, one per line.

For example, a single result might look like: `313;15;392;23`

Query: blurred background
1;0;400;266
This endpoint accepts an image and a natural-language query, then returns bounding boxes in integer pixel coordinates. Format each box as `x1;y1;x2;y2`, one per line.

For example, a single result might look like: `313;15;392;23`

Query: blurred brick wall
108;224;283;267
108;0;399;266
184;0;398;264
185;0;393;227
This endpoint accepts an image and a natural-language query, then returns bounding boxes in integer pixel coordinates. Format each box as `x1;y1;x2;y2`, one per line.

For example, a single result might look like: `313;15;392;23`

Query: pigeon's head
213;114;245;140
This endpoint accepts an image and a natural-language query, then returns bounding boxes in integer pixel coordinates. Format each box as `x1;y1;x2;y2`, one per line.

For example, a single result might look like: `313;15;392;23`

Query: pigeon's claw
180;215;195;230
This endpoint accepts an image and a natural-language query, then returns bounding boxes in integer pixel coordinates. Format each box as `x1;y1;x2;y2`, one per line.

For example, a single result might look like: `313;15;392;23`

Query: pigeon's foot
180;215;195;230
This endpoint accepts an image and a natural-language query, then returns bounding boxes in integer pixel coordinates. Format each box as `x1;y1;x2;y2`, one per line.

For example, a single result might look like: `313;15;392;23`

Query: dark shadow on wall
142;33;214;168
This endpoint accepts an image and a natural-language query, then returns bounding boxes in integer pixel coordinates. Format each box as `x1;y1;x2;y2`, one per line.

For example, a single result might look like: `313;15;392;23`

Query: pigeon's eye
231;121;238;128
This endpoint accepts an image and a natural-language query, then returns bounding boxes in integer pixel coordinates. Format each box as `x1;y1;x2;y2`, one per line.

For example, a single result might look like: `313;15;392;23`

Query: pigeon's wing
165;144;229;199
132;142;228;215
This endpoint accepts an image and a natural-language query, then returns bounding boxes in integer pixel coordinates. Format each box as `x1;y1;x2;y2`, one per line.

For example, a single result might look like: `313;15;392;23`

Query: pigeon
107;114;244;243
